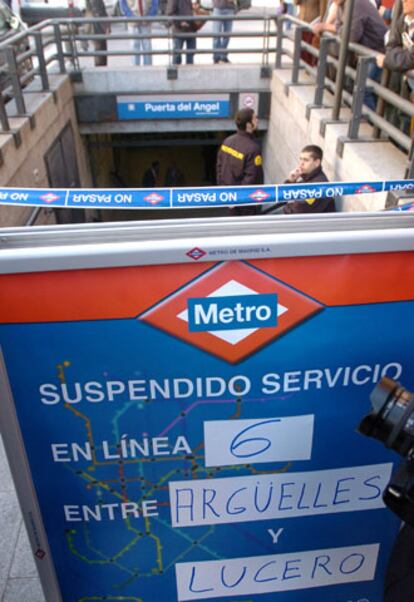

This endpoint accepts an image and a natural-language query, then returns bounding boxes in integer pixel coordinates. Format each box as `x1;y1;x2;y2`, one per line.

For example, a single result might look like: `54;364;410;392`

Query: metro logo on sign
249;189;270;202
144;192;165;205
40;193;60;203
186;247;206;261
187;292;278;332
139;262;323;362
355;185;377;194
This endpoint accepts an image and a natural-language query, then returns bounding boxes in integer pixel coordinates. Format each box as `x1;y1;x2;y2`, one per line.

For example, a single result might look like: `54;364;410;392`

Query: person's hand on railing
312;2;337;37
376;53;385;68
312;22;325;35
311;21;336;36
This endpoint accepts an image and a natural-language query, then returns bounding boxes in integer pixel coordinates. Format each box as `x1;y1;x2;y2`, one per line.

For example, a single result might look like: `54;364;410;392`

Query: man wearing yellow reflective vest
275;145;336;214
216;108;263;187
216;108;263;215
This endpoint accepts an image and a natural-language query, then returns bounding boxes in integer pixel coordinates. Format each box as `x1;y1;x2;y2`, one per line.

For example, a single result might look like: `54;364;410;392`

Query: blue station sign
117;94;231;120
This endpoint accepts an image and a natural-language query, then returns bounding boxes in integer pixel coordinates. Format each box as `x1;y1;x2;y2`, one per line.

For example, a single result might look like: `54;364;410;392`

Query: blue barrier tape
392;200;414;212
1;180;413;210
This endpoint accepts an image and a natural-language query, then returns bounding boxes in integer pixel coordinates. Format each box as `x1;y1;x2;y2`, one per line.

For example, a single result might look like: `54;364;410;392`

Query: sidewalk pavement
0;435;45;602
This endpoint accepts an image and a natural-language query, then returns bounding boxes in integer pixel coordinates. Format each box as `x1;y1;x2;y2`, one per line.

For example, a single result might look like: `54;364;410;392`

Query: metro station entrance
84;129;266;220
88;131;224;190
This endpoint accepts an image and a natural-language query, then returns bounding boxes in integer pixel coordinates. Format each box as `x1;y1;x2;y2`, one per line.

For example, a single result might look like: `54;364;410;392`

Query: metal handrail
277;13;414;170
0;12;278;116
0;10;412;173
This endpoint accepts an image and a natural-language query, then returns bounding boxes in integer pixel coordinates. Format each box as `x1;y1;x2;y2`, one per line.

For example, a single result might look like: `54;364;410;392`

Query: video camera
358;377;414;527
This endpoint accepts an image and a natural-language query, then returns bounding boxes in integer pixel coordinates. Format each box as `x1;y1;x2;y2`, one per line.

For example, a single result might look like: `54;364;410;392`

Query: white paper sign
175;543;380;600
169;463;392;527
204;415;314;467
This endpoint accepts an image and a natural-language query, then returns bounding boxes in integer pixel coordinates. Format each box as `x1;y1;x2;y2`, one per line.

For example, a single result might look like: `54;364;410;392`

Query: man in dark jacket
167;0;196;64
216;108;263;186
216;108;263;215
377;0;414;76
314;0;387;110
314;0;387;51
142;161;160;187
268;145;336;214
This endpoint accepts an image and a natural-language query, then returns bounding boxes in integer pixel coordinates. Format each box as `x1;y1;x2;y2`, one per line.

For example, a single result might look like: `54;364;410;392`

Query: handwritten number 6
230;419;281;458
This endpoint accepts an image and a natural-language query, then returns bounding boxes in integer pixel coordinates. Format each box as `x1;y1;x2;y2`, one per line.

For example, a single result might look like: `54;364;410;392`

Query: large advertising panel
1;249;414;601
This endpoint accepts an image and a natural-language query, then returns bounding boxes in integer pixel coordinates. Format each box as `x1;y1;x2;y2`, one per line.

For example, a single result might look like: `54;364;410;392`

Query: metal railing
0;12;277;134
275;14;414;177
59;14;277;67
0;11;413;177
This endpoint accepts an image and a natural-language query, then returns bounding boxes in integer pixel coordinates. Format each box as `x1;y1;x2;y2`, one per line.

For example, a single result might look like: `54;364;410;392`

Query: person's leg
212;8;222;63
186;35;196;64
93;38;107;66
79;22;90;51
221;9;234;62
93;23;107;66
131;23;141;65
363;61;382;111
173;35;183;65
141;22;152;65
284;2;294;30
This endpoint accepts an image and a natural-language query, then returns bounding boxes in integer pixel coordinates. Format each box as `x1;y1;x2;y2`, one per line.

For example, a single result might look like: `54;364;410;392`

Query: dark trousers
173;34;196;65
364;62;382;111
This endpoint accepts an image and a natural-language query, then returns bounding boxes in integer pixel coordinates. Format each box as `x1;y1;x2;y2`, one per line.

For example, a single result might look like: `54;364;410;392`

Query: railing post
347;56;371;139
313;36;331;106
373;67;390;139
166;19;177;79
291;25;304;84
406;136;414;179
4;47;26;115
33;31;49;91
53;23;66;73
66;22;80;71
275;16;284;68
332;0;355;119
262;16;270;67
0;92;10;131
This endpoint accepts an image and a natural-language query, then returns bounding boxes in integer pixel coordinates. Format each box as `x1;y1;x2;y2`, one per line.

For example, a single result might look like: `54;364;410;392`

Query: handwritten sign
1;251;412;601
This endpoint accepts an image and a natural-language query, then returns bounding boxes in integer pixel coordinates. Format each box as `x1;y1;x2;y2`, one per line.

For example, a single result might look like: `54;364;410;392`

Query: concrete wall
75;65;270;135
263;68;406;211
0;75;92;227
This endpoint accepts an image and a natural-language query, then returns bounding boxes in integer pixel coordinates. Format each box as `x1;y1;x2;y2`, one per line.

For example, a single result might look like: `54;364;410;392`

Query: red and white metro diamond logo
144;192;165;206
249;189;271;202
139;262;323;363
40;193;60;203
187;247;206;261
355;185;376;194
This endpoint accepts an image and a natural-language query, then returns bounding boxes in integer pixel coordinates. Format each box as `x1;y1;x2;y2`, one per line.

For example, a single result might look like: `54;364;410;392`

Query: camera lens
358;377;414;456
